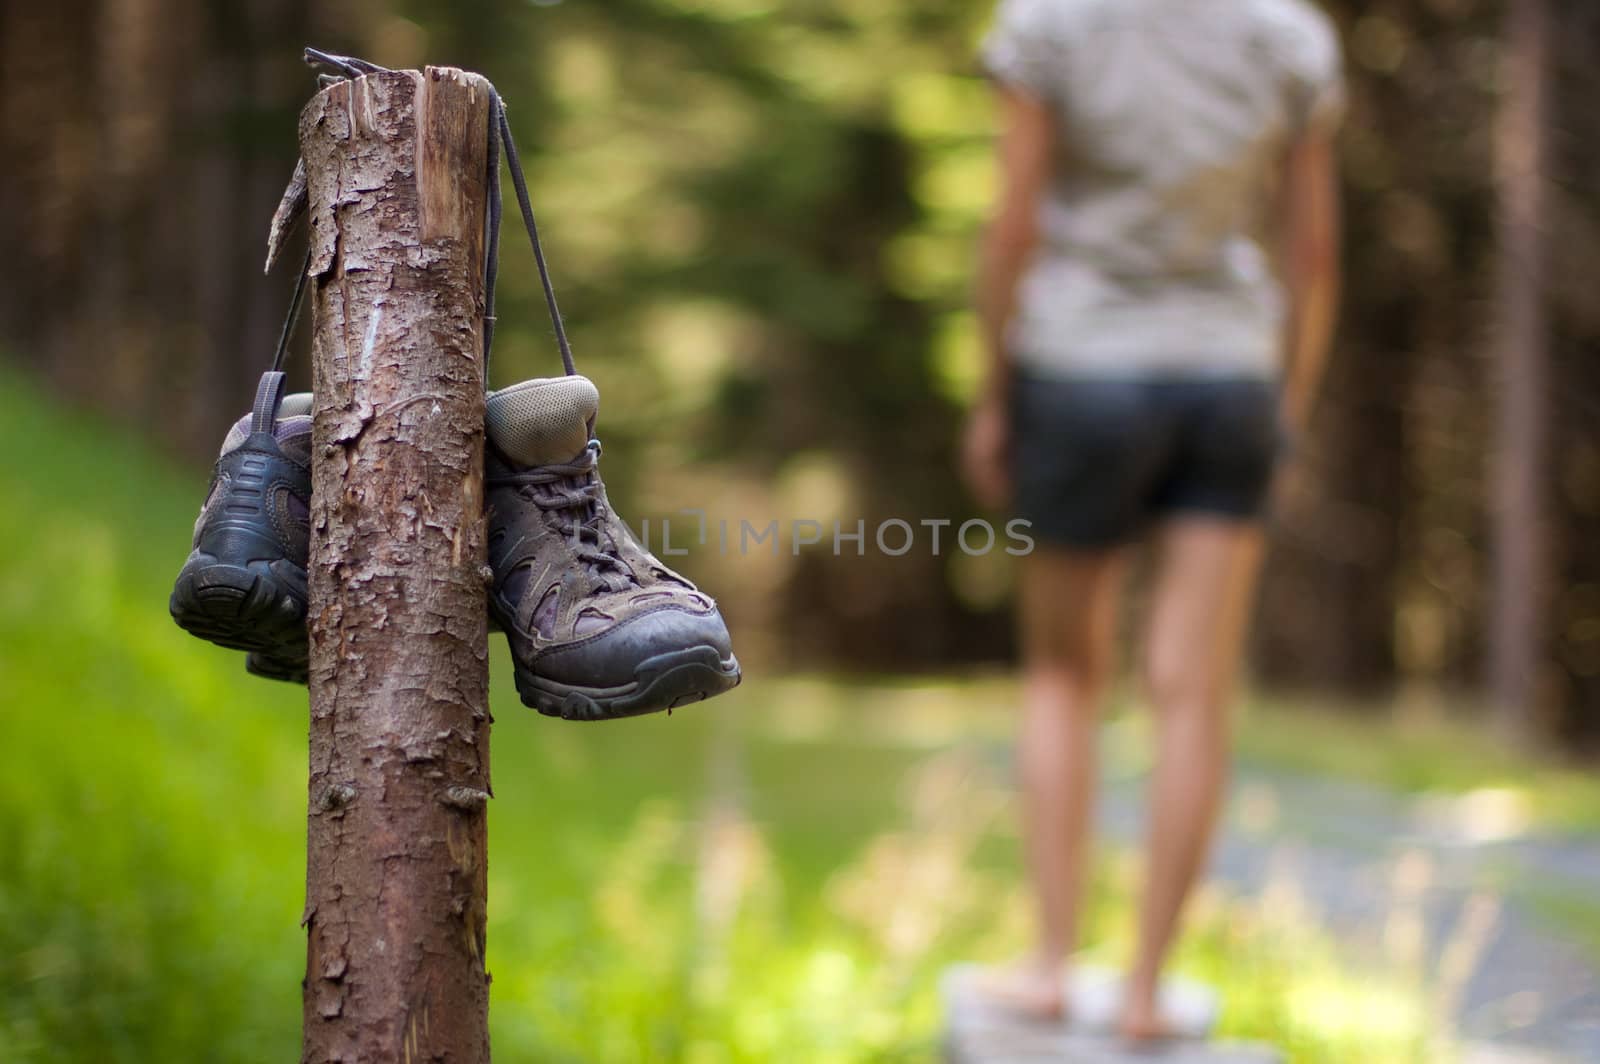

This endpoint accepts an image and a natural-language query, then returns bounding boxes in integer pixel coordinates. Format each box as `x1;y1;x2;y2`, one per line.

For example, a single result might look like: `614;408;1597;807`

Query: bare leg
990;546;1125;1018
1122;518;1264;1040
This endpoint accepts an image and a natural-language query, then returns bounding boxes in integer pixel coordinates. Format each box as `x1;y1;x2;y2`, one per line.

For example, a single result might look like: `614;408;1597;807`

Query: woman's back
963;7;1345;1034
983;0;1343;378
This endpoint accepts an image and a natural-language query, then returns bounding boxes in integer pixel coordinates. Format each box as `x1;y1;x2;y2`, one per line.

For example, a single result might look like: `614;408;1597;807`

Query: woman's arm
1277;127;1341;431
977;86;1055;400
963;85;1055;508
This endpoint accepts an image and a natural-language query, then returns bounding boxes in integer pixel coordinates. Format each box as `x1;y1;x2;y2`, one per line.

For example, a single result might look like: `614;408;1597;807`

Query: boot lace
489;442;634;592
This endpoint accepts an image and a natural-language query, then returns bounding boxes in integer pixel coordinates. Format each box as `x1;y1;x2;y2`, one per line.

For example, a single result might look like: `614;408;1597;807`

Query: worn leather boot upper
484;375;739;719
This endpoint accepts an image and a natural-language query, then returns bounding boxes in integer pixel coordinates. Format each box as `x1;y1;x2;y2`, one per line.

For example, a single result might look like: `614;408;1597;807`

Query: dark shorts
1011;371;1281;547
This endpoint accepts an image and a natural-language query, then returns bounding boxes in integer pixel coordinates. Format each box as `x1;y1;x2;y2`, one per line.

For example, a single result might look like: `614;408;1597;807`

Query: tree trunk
1489;0;1551;739
298;67;493;1063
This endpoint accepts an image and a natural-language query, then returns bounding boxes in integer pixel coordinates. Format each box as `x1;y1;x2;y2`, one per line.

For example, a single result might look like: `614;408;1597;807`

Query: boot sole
170;551;308;681
245;651;310;685
513;645;742;721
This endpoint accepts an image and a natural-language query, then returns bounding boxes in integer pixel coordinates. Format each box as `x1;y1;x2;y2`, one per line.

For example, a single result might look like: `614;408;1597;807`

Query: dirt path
1091;754;1600;1062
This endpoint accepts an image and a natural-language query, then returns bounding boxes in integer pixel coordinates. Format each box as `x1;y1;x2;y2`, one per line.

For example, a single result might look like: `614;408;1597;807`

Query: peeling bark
266;158;308;274
299;67;493;1064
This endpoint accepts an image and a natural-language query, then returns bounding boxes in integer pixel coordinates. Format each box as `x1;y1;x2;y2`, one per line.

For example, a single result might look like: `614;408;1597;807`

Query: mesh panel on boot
280;394;313;418
485;376;599;467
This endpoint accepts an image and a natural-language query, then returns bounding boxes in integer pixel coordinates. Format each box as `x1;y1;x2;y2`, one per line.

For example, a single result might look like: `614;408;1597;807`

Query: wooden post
297;67;493;1062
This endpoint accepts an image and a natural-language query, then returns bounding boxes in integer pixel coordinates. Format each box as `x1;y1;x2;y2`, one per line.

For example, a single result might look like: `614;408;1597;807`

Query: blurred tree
1254;0;1598;741
1545;0;1600;740
0;0;367;456
1255;2;1496;702
1489;0;1551;739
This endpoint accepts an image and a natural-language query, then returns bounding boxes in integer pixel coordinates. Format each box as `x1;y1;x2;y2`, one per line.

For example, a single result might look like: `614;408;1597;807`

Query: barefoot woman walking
962;0;1344;1040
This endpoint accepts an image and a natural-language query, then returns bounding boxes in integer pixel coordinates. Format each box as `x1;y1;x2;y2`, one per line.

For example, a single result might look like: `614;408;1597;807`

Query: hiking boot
484;375;741;720
170;371;311;683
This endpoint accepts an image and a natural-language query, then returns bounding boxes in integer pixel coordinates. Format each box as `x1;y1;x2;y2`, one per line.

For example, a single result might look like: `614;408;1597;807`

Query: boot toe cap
535;603;734;689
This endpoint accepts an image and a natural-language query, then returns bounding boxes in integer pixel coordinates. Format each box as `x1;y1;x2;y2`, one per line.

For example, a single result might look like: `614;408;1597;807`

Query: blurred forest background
4;2;1600;1061
1;0;1596;731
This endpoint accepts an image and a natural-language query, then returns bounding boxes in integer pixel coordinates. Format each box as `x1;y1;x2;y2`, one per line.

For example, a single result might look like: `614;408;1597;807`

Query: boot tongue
485;375;600;467
221;392;313;457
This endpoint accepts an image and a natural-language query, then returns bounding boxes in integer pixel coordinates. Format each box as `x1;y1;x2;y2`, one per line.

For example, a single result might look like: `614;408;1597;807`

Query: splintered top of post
301;66;494;129
296;64;495;268
424;65;494;94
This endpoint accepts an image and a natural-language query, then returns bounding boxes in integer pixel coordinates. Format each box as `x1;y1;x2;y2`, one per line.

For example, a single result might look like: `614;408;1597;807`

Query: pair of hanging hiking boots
169;52;739;721
170;369;741;720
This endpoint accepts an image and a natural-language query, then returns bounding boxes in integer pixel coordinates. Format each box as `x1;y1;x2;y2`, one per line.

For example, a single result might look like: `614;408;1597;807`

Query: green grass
0;363;1438;1062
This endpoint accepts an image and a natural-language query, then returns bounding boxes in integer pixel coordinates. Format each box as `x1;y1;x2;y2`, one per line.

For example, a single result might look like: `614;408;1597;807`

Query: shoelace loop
487;442;633;591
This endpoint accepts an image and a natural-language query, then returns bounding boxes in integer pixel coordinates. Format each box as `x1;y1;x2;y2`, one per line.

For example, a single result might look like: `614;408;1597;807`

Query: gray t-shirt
982;0;1344;380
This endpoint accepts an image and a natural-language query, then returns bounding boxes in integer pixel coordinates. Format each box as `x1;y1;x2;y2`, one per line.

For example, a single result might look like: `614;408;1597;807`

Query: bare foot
972;960;1067;1023
1117;1000;1181;1044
